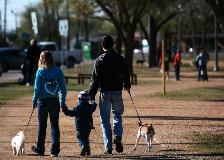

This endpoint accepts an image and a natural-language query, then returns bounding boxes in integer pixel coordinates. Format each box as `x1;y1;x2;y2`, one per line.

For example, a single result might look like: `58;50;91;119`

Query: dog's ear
149;122;153;127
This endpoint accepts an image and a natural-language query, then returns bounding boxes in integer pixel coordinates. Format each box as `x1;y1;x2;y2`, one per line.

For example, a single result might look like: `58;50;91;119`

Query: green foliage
161;87;224;100
0;82;33;106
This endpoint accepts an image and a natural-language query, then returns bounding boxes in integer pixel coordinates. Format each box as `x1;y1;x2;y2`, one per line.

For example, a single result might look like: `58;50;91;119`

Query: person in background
159;53;170;80
66;90;97;156
173;49;181;81
196;48;209;81
31;51;68;157
89;35;131;155
26;39;41;86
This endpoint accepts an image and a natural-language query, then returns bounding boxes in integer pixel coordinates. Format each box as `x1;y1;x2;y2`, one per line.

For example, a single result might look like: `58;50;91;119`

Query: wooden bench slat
65;73;137;85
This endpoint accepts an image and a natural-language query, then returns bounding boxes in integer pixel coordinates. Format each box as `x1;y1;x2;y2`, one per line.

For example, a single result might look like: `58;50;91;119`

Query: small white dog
11;131;25;156
133;123;155;152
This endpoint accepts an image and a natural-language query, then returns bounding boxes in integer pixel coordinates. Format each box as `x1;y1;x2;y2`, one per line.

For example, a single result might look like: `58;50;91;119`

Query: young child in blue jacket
66;90;97;156
31;51;68;157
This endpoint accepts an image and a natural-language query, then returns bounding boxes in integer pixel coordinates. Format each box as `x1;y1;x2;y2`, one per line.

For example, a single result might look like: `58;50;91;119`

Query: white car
38;41;82;68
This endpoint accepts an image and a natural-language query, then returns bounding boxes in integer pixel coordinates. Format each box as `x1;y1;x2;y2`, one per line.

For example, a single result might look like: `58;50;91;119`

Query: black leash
128;91;142;125
24;107;35;133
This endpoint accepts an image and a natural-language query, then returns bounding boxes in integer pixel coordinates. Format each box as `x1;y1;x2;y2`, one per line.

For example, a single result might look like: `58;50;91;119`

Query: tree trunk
43;0;51;41
84;18;89;41
200;19;206;48
149;16;157;67
190;8;196;49
115;33;122;54
205;0;224;32
75;17;80;49
124;41;133;74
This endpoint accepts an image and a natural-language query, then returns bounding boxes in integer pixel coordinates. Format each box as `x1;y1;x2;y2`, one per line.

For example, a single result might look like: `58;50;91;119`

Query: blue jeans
37;98;60;155
99;91;124;151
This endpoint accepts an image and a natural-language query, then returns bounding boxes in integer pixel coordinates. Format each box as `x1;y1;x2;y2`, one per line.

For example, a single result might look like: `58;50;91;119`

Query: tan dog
133;123;155;152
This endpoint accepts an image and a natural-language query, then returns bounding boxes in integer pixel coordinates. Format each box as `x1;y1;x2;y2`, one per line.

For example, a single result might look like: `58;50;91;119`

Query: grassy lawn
156;87;224;100
190;132;224;154
0;82;33;106
0;80;89;106
66;80;89;91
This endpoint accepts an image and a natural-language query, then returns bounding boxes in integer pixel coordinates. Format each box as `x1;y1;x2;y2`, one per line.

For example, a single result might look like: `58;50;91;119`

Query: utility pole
0;10;2;34
11;10;18;34
213;15;220;71
4;0;7;38
177;4;182;50
162;36;166;96
66;0;70;50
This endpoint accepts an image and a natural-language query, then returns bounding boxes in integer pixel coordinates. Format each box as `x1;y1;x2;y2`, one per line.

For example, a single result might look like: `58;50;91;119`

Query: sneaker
114;136;123;153
31;146;44;156
80;146;86;156
50;154;58;157
104;149;112;155
86;146;91;156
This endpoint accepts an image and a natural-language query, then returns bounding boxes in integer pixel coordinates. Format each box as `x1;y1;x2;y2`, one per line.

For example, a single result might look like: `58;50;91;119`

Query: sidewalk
0;70;224;159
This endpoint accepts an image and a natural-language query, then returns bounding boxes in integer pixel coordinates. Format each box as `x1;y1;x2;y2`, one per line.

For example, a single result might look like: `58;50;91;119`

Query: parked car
38;41;82;68
0;47;26;76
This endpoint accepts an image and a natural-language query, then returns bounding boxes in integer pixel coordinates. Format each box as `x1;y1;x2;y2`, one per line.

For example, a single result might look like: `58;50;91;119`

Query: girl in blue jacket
31;51;67;157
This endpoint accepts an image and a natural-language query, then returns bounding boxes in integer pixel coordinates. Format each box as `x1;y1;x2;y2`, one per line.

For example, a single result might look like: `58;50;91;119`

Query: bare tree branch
156;11;178;32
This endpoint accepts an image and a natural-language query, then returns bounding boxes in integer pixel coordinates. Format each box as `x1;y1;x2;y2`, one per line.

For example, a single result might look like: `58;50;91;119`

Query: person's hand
33;105;37;109
90;95;95;101
66;110;75;117
61;104;69;115
124;88;130;92
33;101;37;109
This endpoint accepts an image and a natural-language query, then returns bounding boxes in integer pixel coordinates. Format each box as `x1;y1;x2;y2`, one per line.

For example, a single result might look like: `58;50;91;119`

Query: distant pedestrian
159;53;170;80
26;39;41;86
173;49;181;81
66;90;97;156
89;35;131;154
195;48;209;81
31;51;68;157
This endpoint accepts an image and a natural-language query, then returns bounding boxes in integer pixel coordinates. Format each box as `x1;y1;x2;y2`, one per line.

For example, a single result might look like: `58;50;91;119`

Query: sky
0;0;41;32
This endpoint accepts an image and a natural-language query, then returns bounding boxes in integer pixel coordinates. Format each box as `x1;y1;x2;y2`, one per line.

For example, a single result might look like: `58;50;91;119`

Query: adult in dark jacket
89;35;131;154
196;49;209;81
26;39;41;85
66;90;97;156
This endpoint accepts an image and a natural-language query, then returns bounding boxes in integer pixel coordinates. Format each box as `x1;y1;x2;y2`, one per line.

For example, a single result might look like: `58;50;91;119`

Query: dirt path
0;70;224;159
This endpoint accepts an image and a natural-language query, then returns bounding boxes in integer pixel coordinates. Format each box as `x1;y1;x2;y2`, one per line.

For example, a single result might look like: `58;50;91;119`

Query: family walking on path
31;35;131;157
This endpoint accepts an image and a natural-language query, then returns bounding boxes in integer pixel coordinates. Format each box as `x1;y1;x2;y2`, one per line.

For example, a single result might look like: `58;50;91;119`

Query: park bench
64;73;91;84
136;59;146;66
65;73;137;85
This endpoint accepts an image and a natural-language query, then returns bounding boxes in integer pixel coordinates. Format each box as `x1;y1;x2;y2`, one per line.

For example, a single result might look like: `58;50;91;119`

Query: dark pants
198;65;208;81
37;98;60;155
27;65;37;84
174;64;180;80
77;129;91;148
